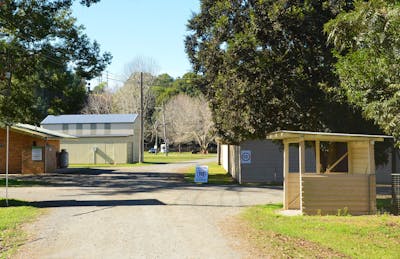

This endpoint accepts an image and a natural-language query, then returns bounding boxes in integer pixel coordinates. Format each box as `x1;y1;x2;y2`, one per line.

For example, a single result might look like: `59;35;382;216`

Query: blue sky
72;0;200;87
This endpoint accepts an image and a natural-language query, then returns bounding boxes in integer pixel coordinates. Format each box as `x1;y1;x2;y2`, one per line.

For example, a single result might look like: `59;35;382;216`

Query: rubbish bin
59;149;69;168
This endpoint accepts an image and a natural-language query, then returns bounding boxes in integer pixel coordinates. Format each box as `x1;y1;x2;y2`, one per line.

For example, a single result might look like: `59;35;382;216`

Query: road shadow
8;166;283;197
1;199;165;208
12;168;184;189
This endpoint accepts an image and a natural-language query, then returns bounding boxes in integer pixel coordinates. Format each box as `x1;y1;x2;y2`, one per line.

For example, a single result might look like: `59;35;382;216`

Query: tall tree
161;93;215;153
325;0;400;143
152;72;201;105
0;0;111;124
113;57;159;142
81;92;113;114
185;0;379;144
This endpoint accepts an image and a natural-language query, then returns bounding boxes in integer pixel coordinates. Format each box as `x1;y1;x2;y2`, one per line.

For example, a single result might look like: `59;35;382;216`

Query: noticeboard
195;165;209;183
32;146;43;161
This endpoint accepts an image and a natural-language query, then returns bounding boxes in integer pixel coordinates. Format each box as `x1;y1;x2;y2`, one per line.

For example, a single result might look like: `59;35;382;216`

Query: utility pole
2;45;11;207
106;71;109;89
154;123;158;154
162;102;168;157
139;72;144;163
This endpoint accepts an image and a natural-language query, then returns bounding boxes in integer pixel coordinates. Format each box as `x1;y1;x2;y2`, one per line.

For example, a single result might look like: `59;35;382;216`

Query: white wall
221;144;229;172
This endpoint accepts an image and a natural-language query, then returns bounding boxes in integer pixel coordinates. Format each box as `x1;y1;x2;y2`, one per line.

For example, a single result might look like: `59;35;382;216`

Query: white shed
41;114;139;164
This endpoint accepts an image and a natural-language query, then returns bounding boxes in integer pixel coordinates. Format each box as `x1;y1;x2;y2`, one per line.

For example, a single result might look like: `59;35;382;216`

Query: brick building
0;123;75;174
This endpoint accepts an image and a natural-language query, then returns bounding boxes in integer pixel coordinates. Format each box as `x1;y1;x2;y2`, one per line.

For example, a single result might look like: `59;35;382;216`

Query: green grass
184;162;236;184
70;152;216;168
0;178;46;187
0;199;40;258
144;152;216;163
242;203;400;258
69;163;143;168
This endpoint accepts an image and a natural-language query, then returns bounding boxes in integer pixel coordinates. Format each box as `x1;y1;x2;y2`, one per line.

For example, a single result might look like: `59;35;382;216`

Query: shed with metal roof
41;114;138;124
41;114;140;164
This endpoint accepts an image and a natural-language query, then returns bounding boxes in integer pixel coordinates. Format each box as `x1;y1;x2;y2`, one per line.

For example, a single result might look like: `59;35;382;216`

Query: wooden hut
267;130;390;215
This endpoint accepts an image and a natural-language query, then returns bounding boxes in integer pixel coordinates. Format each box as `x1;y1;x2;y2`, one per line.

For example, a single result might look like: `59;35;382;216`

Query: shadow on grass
184;173;237;185
142;161;168;165
1;198;165;208
0;178;48;187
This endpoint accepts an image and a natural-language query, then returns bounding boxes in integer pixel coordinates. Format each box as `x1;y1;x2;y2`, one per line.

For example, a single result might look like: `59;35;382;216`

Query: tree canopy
185;0;381;144
151;72;202;105
161;93;215;153
0;0;111;124
325;0;400;143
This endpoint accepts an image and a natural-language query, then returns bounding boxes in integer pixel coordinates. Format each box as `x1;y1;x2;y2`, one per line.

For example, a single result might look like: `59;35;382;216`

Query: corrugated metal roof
12;123;77;139
41;114;138;124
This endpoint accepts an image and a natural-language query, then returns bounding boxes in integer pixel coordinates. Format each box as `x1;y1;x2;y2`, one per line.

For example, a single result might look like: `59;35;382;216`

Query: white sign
195;165;209;183
32;147;43;161
240;150;252;164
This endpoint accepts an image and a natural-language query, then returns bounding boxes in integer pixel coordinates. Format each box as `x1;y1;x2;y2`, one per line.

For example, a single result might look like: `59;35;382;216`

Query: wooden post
315;140;320;174
348;142;353;174
44;138;47;174
283;141;289;209
368;141;375;175
227;145;231;177
299;140;305;212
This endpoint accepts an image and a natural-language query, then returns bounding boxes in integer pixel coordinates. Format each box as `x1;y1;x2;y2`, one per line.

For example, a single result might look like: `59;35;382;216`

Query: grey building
221;139;394;184
41;114;139;164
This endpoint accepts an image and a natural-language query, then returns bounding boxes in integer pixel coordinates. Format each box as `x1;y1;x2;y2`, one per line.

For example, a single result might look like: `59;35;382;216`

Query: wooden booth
268;130;390;215
0;123;75;174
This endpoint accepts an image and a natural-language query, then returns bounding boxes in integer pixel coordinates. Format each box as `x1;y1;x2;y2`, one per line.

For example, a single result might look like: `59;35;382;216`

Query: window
104;123;111;134
76;124;83;135
90;123;97;134
62;124;69;131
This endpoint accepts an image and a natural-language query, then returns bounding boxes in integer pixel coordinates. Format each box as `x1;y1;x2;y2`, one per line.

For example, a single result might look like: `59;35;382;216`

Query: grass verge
0;199;41;258
144;152;216;164
184;162;236;184
70;152;216;168
241;203;400;258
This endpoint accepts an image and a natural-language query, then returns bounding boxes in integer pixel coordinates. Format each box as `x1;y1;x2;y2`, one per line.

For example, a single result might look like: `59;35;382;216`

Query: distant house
41;114;139;164
0;123;75;174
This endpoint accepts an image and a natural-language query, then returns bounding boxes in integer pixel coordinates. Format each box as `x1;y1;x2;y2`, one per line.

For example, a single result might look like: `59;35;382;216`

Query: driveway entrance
11;159;282;258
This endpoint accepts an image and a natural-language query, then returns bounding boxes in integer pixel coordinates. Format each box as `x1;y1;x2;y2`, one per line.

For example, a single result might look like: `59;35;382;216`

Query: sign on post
195;165;209;183
240;150;252;164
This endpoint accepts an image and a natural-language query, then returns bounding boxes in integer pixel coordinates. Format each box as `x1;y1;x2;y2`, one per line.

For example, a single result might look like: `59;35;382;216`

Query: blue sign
195;165;209;183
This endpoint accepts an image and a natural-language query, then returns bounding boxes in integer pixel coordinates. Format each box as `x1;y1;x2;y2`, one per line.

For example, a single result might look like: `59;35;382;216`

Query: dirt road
11;159;282;258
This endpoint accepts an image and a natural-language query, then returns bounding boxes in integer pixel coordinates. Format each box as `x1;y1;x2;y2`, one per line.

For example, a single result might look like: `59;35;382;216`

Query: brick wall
0;128;60;174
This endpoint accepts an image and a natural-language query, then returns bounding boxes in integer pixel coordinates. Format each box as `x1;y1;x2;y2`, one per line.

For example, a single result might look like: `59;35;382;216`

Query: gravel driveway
10;158;282;259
